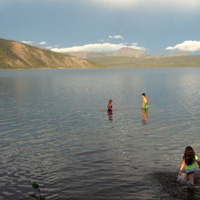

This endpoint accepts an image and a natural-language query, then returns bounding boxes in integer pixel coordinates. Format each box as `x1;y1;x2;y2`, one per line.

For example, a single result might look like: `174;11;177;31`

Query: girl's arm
179;159;185;174
196;158;200;168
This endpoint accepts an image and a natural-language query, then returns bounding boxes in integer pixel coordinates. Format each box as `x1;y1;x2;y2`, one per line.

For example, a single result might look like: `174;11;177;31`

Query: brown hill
0;38;104;69
164;51;190;57
111;47;148;57
66;51;106;59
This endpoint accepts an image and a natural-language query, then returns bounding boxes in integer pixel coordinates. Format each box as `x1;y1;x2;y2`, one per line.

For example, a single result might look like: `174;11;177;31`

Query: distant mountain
62;47;200;68
0;38;104;69
111;47;148;58
147;51;190;58
66;47;148;59
66;51;106;59
65;48;190;60
2;37;198;69
164;51;190;57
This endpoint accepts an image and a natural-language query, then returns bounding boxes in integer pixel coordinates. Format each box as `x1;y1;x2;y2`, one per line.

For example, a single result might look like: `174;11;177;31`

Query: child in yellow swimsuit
179;146;200;183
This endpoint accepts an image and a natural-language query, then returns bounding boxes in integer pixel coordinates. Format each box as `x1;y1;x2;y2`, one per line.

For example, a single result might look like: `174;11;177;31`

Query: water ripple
1;68;200;199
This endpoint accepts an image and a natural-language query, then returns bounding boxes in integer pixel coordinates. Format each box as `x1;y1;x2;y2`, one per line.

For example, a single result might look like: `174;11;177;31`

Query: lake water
1;68;200;200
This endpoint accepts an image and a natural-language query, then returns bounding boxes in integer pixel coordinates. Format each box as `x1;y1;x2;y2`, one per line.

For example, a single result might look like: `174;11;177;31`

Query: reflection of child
107;99;113;111
107;110;113;122
142;93;148;109
179;146;200;183
142;108;148;125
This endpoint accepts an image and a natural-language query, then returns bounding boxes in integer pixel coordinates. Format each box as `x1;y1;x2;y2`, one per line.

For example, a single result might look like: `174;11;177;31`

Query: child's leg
189;173;195;183
185;173;189;181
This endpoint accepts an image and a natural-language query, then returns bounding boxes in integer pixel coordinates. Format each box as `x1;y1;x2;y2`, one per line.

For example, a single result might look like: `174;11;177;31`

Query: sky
1;0;200;54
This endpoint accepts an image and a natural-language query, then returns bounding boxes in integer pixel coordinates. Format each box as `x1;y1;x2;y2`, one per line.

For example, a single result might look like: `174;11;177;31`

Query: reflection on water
1;68;200;200
107;110;113;122
142;108;148;126
142;108;148;134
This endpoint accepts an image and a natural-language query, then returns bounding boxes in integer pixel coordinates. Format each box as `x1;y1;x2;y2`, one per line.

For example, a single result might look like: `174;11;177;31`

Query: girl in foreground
179;146;200;184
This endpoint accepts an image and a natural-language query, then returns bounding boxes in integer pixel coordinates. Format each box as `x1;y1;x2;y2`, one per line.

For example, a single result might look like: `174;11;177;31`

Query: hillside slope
0;38;104;69
66;51;106;59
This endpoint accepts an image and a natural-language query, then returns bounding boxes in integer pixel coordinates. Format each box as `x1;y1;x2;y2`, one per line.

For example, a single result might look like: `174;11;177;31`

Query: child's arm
196;158;200;168
179;159;185;174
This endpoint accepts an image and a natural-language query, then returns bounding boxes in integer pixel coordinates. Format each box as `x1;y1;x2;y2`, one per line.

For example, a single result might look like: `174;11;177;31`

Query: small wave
177;173;187;183
153;172;200;200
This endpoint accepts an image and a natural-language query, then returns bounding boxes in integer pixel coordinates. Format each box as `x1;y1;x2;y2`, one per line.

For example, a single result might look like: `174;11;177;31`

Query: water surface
1;68;200;200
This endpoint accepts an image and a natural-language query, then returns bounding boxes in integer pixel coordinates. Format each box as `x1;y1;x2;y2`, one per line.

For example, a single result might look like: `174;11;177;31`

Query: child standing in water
179;146;200;184
107;99;113;111
142;93;148;109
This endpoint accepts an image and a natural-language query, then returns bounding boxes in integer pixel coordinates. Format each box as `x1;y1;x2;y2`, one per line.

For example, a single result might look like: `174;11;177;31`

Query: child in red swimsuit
107;99;113;111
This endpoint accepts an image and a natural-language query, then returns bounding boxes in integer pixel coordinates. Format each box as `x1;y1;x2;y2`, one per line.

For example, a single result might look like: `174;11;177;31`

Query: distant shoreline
1;65;200;70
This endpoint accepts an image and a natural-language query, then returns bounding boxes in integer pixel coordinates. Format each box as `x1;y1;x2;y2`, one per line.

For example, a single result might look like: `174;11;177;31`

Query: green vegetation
30;183;46;200
89;55;200;68
0;38;105;69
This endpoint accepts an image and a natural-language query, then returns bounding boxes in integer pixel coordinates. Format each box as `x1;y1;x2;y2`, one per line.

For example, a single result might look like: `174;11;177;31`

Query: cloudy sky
1;0;200;54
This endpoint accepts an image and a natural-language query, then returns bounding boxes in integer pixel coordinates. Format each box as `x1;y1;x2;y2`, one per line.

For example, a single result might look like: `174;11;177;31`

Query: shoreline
1;65;200;70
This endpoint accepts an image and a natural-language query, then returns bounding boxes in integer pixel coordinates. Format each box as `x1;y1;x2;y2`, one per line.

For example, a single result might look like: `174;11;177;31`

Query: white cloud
21;40;47;46
51;42;146;53
1;0;200;13
46;46;53;49
109;35;124;40
40;41;47;45
166;40;200;52
1;0;200;8
96;0;200;7
87;0;200;11
90;0;140;9
132;42;138;46
21;41;35;45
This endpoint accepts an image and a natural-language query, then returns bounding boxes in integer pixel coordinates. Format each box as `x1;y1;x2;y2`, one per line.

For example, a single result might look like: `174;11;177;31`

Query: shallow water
0;68;200;200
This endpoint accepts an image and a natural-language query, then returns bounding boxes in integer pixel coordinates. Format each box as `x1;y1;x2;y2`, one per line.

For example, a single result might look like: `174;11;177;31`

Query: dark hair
183;146;195;165
142;93;146;96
